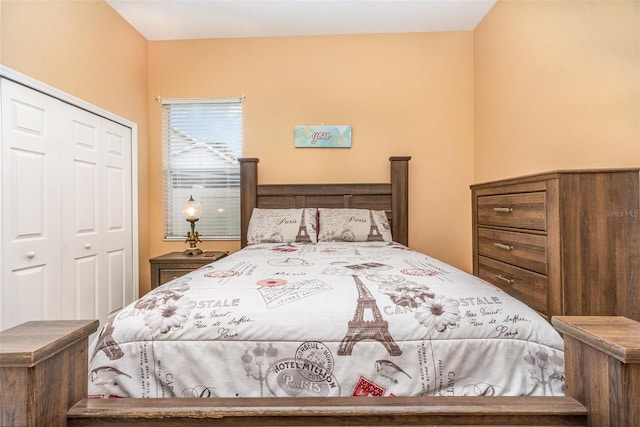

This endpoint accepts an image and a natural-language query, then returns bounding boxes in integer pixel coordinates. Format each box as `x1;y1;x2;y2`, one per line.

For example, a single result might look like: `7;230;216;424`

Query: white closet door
60;107;103;320
100;119;133;319
60;113;133;322
1;76;135;331
1;79;63;330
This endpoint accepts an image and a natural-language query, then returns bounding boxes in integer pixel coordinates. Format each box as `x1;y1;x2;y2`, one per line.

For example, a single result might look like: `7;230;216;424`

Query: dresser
149;251;228;290
471;169;640;321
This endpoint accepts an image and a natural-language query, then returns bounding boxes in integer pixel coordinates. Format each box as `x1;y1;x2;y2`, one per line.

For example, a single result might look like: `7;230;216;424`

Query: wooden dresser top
471;168;640;189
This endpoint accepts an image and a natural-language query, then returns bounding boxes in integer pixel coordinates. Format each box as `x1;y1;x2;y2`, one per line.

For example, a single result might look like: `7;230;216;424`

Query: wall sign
294;125;352;148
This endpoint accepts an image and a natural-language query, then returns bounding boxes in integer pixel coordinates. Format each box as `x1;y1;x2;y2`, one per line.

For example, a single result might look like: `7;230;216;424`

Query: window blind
161;98;243;240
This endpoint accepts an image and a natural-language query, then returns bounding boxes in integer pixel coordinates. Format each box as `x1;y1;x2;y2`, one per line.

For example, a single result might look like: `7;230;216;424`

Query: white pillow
317;208;392;242
246;208;317;245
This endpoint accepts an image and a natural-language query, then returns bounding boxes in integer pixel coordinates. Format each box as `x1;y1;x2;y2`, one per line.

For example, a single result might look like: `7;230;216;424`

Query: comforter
88;242;564;398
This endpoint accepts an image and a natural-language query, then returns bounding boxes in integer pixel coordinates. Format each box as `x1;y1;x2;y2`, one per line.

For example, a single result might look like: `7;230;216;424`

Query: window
161;98;243;240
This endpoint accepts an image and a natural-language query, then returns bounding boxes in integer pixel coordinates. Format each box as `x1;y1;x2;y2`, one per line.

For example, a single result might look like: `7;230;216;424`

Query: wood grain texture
68;396;587;426
471;169;640;320
478;256;548;314
477;228;547;274
239;157;259;248
0;320;98;427
149;251;228;289
553;316;640;427
0;320;99;367
390;156;411;246
552;316;640;363
239;156;411;247
558;172;640;320
477;192;547;231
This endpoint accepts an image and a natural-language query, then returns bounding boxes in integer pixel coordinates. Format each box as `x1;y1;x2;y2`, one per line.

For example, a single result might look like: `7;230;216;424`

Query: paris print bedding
88;242;565;399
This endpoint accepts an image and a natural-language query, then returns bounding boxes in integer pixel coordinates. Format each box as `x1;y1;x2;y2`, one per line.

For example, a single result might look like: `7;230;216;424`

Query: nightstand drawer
477;228;547;274
150;251;228;290
477;192;546;230
159;268;198;285
478;256;548;314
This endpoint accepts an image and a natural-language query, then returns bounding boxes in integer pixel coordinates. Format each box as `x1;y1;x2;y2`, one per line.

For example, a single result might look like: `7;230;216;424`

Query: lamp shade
182;196;203;221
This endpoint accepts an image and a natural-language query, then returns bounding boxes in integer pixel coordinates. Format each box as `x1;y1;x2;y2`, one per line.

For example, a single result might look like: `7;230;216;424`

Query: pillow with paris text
246;208;317;245
317;208;392;242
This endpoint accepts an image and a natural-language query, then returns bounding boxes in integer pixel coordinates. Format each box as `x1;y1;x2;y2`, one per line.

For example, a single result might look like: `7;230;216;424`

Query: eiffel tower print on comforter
88;242;565;399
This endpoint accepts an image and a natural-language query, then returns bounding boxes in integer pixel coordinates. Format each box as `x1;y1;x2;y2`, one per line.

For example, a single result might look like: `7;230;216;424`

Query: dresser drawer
477;192;546;231
477;256;548;314
477;228;547;274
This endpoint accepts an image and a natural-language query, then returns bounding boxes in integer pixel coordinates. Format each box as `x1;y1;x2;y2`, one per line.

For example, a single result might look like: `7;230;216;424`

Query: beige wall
148;33;475;285
5;0;636;296
474;0;640;183
0;0;151;290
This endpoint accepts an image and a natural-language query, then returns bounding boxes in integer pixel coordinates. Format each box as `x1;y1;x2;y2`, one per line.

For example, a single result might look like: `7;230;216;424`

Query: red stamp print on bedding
204;270;239;278
352;376;386;396
257;278;287;287
401;268;438;277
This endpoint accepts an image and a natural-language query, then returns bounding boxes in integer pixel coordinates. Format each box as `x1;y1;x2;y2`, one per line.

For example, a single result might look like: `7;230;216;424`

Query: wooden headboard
239;156;411;248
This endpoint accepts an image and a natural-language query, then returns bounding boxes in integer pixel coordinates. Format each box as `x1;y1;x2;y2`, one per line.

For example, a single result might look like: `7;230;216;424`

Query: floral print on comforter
88;242;564;398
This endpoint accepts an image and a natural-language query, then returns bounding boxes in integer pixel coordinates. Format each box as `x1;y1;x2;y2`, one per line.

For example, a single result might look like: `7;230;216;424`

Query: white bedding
88;242;564;398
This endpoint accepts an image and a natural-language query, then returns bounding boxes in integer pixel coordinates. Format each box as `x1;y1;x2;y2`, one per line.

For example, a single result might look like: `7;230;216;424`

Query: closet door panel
10;149;46;238
102;120;133;316
74;255;99;319
107;249;126;317
1;80;62;329
4;266;48;326
61;108;102;319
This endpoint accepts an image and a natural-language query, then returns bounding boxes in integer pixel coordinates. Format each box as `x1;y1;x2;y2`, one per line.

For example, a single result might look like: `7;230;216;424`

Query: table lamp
182;195;203;255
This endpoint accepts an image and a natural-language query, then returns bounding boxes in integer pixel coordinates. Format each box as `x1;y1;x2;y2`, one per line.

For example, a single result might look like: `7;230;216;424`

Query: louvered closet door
1;79;63;330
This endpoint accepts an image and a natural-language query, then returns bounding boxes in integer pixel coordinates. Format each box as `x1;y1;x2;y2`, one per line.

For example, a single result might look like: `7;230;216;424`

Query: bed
86;156;564;400
87;240;565;399
2;156;639;426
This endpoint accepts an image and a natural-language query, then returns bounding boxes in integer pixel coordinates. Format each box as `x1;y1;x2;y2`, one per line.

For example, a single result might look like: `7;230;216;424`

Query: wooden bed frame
238;156;410;248
1;157;639;426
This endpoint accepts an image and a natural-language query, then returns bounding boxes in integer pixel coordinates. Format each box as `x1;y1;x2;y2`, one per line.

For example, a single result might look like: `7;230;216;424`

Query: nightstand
149;251;228;290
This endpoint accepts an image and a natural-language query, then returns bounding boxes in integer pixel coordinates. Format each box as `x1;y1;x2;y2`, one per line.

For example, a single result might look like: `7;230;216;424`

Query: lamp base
184;247;203;256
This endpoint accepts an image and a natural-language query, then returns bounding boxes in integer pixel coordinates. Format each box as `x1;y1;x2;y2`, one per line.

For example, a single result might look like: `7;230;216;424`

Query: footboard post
0;320;99;427
552;316;640;427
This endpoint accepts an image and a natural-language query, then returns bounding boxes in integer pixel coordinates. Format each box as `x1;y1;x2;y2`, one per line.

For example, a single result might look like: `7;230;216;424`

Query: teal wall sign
294;125;352;148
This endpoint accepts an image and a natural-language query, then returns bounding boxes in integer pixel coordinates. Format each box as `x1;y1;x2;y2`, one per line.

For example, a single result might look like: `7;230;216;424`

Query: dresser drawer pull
496;275;514;285
493;207;513;213
494;242;515;251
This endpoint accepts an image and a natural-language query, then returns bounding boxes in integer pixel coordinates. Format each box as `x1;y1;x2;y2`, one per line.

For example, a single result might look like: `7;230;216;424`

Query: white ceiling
106;0;496;41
